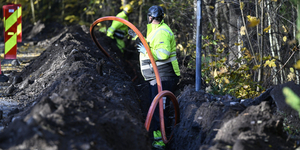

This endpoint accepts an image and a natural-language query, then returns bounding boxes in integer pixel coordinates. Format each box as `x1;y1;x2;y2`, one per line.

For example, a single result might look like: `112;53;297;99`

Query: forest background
0;0;300;99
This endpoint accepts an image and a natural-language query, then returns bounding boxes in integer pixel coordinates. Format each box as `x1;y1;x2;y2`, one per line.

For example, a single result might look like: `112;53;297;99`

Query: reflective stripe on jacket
106;11;128;39
140;20;180;81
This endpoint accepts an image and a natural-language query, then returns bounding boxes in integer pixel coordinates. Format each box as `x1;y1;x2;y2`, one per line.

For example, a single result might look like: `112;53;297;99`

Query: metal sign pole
196;0;202;91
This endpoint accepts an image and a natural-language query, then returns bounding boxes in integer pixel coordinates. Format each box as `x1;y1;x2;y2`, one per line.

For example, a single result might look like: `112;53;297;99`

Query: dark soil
0;23;299;150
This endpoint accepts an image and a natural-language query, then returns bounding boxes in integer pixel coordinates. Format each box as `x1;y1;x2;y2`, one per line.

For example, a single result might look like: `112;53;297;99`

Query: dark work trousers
148;77;179;134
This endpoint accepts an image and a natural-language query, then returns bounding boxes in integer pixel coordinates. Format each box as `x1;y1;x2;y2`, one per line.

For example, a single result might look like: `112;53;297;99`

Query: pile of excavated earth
0;23;298;150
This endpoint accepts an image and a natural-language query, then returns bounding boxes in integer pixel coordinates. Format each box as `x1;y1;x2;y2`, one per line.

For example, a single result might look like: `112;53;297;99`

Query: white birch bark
267;10;278;85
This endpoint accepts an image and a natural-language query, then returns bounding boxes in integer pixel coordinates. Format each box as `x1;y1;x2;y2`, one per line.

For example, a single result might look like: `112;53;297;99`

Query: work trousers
148;77;179;132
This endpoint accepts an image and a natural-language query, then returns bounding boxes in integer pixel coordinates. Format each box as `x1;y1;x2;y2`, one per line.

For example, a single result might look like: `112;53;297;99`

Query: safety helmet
147;5;164;23
123;4;133;14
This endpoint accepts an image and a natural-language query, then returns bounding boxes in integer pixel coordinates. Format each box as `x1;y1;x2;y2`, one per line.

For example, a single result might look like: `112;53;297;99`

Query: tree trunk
61;0;65;22
267;5;278;85
295;4;300;84
227;1;239;66
30;0;36;24
257;0;264;90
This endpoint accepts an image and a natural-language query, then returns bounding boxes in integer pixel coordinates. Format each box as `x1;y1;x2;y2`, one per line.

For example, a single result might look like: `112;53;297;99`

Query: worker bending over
106;4;133;53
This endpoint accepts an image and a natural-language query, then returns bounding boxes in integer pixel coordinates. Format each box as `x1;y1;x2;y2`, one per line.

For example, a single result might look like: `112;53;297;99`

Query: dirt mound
169;85;299;150
0;25;151;150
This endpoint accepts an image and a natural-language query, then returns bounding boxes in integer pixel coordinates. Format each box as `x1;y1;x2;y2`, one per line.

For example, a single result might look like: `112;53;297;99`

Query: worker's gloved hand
137;43;146;54
128;29;136;38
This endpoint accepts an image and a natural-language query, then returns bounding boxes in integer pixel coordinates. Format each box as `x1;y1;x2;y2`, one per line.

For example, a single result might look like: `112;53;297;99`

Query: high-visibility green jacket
139;20;180;81
106;11;128;39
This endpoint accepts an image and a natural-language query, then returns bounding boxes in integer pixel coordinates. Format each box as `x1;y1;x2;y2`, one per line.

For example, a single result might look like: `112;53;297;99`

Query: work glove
137;43;146;54
128;29;136;38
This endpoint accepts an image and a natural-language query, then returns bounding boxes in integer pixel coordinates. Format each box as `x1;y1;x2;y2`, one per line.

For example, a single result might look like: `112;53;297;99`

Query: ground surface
0;23;298;150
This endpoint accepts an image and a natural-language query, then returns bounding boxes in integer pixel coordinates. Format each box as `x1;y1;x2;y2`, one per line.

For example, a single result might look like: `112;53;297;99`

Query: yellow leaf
240;64;249;70
176;44;184;51
287;72;295;81
209;61;217;67
219;67;228;74
86;11;95;15
247;16;260;27
213;28;216;33
216;32;225;40
222;42;228;48
235;42;243;46
220;57;227;63
223;77;230;84
221;0;224;3
271;0;277;1
287;68;295;81
264;59;276;68
138;0;143;5
294;60;300;69
283;36;287;42
282;25;288;33
239;90;247;97
243;85;249;89
263;55;272;60
241;47;247;51
240;26;246;35
65;4;75;8
240;2;244;10
130;1;135;5
217;48;224;53
209;6;214;9
211;69;218;78
252;65;261;70
244;49;252;58
263;25;271;33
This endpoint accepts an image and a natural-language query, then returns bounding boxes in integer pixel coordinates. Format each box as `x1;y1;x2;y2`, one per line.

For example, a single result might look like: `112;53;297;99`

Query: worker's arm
150;31;171;61
107;20;124;39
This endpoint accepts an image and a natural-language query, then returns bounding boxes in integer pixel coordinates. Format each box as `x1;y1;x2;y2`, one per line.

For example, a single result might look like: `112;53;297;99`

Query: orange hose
144;90;180;143
90;16;180;144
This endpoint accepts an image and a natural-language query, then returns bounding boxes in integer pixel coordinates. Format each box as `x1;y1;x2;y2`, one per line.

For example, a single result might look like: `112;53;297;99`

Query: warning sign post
0;3;22;82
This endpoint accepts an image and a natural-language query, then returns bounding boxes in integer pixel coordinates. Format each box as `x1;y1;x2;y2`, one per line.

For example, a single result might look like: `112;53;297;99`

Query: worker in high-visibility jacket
137;5;180;150
106;4;133;53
